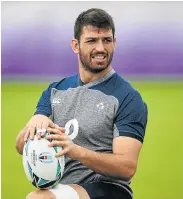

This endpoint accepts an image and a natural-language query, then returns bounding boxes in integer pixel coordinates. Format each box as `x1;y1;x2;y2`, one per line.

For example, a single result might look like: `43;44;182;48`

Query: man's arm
16;127;27;155
46;128;142;181
15;82;58;155
73;136;142;180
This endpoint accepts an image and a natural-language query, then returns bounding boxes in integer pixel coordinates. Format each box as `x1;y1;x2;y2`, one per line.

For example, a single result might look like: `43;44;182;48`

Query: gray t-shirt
35;70;148;198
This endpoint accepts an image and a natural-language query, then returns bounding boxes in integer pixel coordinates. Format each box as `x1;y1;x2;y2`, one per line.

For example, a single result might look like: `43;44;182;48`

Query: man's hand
46;127;81;159
16;114;56;155
24;114;56;141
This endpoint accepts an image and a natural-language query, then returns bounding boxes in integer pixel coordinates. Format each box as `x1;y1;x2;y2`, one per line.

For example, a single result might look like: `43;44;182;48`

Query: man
16;8;148;199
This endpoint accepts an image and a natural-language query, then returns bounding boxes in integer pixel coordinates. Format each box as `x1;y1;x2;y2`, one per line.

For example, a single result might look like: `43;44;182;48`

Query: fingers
37;128;46;140
46;134;68;142
23;113;63;141
40;121;58;138
24;127;29;141
36;123;43;140
56;126;65;132
42;122;50;132
30;126;36;140
48;140;69;147
36;122;42;131
24;126;65;141
47;139;70;157
24;126;36;141
49;120;57;128
23;115;58;141
46;133;71;158
38;122;50;138
55;148;69;158
47;127;65;135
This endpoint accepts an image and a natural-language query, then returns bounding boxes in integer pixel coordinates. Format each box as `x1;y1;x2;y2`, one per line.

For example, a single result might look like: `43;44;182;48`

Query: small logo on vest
96;102;104;109
52;98;60;104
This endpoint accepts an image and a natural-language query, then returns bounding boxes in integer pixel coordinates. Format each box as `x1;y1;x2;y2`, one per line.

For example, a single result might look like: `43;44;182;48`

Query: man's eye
87;40;95;43
104;39;112;42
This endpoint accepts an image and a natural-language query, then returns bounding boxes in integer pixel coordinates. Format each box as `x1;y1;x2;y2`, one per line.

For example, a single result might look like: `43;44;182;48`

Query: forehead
80;25;113;39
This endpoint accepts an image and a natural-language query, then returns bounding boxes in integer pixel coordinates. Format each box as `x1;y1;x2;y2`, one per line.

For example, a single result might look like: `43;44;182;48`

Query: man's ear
71;39;79;54
113;37;116;51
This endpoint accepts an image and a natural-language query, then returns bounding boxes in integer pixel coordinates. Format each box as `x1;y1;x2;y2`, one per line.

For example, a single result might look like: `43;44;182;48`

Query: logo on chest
65;118;79;140
52;98;61;104
96;102;104;110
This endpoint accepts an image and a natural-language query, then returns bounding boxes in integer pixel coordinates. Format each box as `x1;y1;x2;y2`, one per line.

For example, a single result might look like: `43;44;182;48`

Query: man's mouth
91;54;106;60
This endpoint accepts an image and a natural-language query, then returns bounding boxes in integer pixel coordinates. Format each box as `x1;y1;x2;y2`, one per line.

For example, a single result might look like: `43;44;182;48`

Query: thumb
54;124;65;132
49;120;57;128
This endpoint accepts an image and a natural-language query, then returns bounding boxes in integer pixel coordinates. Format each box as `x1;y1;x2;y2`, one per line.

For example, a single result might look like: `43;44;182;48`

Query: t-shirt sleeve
34;82;57;117
114;90;148;143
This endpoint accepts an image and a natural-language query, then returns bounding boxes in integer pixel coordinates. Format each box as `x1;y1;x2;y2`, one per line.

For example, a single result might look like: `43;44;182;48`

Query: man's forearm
74;146;136;180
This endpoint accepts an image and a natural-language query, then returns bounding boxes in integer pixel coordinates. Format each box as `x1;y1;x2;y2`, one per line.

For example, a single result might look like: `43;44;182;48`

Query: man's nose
95;41;105;52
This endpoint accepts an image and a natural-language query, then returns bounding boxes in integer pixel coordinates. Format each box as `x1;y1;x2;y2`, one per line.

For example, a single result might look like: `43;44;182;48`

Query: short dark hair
74;8;115;41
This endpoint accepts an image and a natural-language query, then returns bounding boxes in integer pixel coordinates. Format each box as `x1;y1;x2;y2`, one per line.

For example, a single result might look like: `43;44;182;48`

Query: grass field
1;81;183;199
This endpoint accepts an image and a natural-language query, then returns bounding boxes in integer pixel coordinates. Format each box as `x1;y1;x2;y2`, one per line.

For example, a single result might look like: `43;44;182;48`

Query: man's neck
79;65;113;84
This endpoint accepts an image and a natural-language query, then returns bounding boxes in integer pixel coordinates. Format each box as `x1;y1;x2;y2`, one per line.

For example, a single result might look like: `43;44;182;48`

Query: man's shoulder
49;74;79;90
115;74;147;115
108;73;140;99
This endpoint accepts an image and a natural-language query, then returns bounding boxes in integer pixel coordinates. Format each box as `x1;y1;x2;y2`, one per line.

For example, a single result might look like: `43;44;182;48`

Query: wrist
71;145;87;160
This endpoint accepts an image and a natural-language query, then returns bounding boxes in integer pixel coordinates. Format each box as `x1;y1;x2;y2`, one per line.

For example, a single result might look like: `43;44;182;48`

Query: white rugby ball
23;133;65;189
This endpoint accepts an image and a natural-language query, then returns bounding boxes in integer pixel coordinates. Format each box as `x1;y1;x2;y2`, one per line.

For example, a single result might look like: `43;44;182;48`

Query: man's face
78;25;116;73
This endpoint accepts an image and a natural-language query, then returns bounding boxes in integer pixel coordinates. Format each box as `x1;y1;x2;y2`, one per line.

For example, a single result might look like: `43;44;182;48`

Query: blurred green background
2;81;183;199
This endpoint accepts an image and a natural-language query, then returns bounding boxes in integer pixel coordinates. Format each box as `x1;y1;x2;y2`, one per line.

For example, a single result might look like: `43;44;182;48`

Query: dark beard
79;49;114;74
